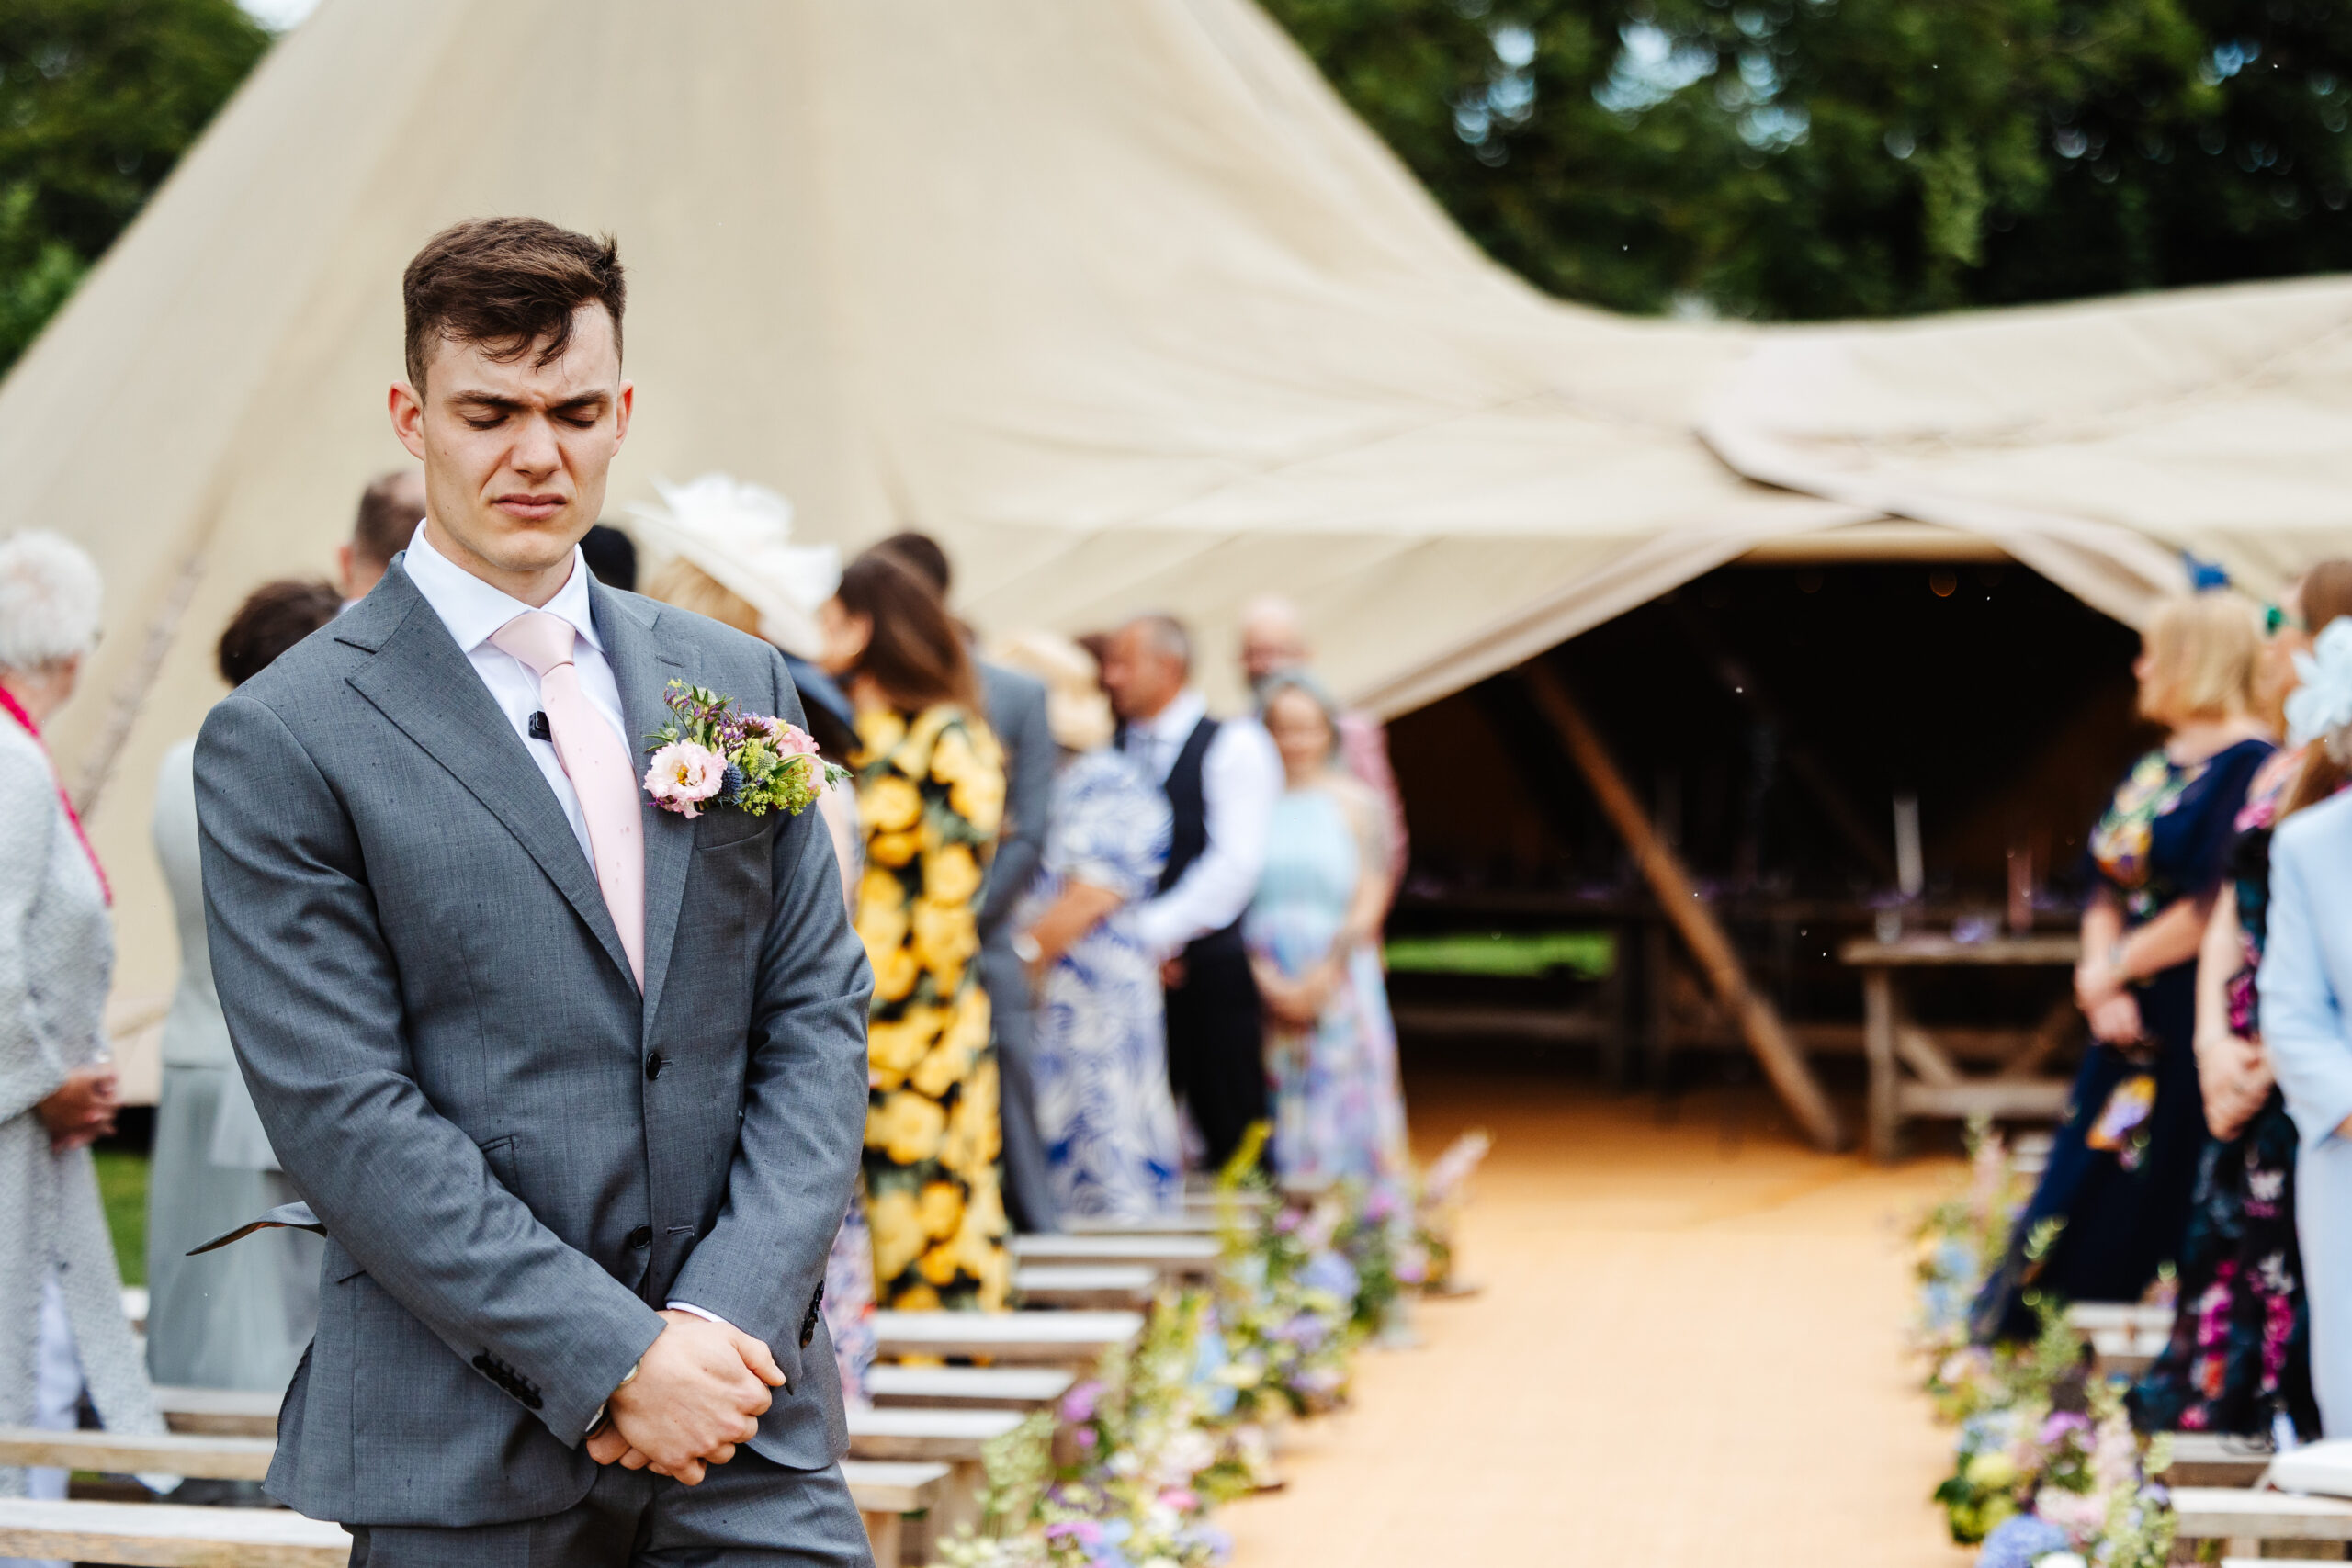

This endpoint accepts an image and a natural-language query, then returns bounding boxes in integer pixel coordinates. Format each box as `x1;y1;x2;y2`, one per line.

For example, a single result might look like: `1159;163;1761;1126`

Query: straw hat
992;630;1114;752
624;473;839;660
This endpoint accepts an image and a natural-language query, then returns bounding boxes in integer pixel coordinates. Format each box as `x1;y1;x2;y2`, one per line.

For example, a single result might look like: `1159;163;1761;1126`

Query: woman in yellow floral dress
819;548;1011;1310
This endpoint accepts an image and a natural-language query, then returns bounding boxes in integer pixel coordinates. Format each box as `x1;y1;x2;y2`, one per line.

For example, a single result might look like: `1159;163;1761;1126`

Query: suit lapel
342;562;638;987
593;582;695;1039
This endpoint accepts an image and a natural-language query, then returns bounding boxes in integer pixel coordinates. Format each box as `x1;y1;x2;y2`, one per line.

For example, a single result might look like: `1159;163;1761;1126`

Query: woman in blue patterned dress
1003;634;1183;1223
1248;672;1408;1190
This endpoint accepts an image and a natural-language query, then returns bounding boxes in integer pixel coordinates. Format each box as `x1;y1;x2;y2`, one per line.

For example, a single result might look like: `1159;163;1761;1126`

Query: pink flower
747;713;821;757
644;740;726;818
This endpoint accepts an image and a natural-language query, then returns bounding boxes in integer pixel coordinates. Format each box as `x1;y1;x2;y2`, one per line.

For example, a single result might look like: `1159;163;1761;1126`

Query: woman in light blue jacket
2259;615;2352;1434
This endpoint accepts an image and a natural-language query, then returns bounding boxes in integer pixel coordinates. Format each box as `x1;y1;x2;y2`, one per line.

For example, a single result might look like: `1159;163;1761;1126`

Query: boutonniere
642;680;849;820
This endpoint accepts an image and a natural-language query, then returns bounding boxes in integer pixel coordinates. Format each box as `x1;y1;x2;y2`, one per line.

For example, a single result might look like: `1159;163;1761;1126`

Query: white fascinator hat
2288;615;2352;759
625;473;840;660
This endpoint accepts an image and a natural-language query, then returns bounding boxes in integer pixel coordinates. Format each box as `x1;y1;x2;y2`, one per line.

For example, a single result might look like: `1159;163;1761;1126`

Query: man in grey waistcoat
195;218;873;1564
867;533;1059;1235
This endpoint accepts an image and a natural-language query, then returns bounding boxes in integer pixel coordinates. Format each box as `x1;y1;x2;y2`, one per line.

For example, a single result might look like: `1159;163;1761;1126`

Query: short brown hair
402;217;625;390
838;547;978;711
218;579;341;687
351;468;423;570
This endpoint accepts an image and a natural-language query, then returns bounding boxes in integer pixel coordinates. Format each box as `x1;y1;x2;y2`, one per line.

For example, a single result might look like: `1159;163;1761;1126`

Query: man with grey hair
1238;594;1408;885
1100;613;1281;1170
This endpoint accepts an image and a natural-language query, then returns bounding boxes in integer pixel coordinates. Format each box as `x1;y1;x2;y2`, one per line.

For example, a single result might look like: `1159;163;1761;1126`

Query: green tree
0;0;270;369
1267;0;2352;319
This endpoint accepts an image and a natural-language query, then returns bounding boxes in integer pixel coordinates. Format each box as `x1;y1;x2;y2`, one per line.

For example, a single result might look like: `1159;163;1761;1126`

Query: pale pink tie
492;611;646;987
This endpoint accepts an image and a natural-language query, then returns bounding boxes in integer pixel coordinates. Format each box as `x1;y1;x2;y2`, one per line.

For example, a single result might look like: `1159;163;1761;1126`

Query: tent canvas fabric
0;0;1868;1019
0;0;2337;1027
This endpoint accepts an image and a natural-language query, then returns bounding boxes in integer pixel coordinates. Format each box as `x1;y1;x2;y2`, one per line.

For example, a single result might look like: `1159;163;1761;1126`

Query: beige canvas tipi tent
10;0;2352;1054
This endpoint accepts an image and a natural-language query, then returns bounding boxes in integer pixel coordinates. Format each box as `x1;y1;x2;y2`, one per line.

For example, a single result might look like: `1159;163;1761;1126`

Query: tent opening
1382;555;2148;1106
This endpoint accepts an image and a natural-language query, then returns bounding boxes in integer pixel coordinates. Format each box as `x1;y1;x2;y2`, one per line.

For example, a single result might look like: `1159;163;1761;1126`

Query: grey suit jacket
194;559;872;1528
976;660;1053;942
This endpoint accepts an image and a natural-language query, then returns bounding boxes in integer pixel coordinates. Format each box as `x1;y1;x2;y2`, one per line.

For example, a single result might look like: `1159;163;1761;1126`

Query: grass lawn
1383;930;1614;980
93;1147;150;1287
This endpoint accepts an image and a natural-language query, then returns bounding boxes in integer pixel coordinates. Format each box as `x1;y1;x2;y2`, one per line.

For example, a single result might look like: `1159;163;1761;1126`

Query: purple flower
1061;1379;1104;1423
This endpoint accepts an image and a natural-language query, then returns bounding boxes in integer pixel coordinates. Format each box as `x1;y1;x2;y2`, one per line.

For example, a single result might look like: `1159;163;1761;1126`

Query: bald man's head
1240;594;1309;684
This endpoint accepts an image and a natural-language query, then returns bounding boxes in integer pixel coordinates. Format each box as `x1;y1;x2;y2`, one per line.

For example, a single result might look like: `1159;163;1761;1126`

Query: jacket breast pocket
696;811;774;852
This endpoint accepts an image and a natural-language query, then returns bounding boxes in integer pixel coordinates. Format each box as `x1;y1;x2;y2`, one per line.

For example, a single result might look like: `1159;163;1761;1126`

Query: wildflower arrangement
934;1292;1247;1568
640;681;845;819
1945;1375;2175;1568
1409;1129;1491;1292
1913;1120;2029;1384
1210;1129;1361;1422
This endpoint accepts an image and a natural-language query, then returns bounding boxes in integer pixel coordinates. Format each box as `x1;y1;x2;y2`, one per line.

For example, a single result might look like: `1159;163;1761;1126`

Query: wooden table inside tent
1840;934;2082;1162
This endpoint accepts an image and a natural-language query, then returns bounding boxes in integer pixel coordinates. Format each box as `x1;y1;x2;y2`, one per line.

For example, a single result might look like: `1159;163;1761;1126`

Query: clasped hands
37;1063;119;1153
2074;954;2143;1046
584;1309;783;1486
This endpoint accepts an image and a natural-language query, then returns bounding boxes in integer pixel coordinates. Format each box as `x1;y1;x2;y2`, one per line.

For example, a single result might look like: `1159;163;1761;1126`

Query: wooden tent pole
1518;663;1848;1153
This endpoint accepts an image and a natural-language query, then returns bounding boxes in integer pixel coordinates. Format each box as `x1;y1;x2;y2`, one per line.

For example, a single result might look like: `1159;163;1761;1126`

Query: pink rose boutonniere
641;680;849;819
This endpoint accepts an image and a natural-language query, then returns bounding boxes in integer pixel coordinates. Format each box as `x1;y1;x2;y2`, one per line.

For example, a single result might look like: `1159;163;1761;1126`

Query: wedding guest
1239;594;1408;886
1102;614;1282;1171
819;548;1012;1310
1975;592;2273;1342
0;532;169;1537
874;531;1061;1235
145;580;338;1405
2258;613;2352;1434
2134;563;2352;1438
1248;672;1409;1189
334;466;424;604
996;632;1182;1223
578;522;637;592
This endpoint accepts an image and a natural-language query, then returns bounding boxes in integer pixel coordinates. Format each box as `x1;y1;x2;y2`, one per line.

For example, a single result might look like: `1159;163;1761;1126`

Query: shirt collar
1137;688;1205;743
402;520;602;656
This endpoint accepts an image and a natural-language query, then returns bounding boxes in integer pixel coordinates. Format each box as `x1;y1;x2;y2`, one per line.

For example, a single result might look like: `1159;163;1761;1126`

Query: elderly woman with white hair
0;531;168;1544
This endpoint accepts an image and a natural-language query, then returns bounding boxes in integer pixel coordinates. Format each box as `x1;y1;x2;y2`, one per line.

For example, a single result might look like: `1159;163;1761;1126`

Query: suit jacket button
628;1224;652;1249
645;1053;665;1080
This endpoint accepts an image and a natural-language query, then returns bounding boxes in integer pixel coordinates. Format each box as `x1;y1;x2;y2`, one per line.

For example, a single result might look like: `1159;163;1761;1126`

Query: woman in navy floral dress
1975;594;2273;1342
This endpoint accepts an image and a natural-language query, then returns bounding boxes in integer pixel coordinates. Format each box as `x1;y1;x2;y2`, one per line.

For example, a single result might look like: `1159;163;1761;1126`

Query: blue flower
1301;1250;1360;1303
721;762;747;800
1975;1514;2068;1568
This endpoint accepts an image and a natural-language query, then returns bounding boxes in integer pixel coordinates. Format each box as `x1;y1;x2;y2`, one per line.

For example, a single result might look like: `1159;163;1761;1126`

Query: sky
240;0;320;32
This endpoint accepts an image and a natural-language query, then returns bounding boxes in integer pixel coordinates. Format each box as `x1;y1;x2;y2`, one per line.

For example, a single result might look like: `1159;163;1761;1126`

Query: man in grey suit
195;218;873;1563
868;534;1059;1235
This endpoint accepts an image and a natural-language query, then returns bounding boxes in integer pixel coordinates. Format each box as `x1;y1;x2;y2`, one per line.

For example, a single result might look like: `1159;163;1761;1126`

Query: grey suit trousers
345;1452;870;1567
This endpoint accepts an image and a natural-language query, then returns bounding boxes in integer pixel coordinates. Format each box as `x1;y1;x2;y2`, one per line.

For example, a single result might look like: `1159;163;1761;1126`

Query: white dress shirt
401;524;730;1346
1124;688;1283;956
401;522;630;872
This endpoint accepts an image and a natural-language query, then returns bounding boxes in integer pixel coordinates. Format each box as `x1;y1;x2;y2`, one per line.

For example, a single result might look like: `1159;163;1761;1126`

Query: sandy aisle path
1223;1067;1976;1567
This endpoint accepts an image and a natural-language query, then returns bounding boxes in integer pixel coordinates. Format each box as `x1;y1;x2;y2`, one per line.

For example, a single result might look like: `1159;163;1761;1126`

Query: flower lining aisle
932;1123;1489;1567
1911;1127;2178;1568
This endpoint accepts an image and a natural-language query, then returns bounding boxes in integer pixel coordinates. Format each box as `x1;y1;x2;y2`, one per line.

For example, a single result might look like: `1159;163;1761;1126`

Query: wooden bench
865;1365;1074;1410
840;1458;952;1566
154;1385;280;1438
0;1425;273;1481
0;1497;349;1566
2171;1484;2352;1556
2165;1431;2282;1487
2064;1302;2171;1377
847;1406;1023;1550
1013;1234;1219;1278
872;1309;1142;1367
1061;1212;1220;1237
0;1427;947;1568
1012;1264;1159;1309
